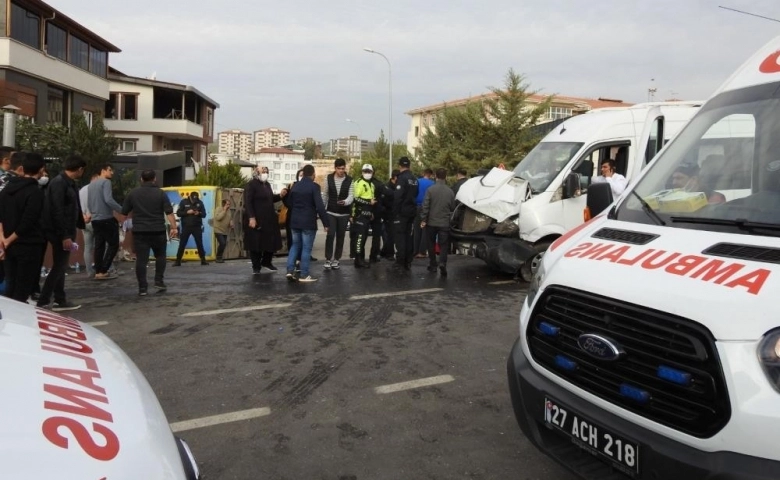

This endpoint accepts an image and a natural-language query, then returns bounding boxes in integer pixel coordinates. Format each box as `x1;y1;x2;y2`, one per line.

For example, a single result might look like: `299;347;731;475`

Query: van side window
571;143;630;193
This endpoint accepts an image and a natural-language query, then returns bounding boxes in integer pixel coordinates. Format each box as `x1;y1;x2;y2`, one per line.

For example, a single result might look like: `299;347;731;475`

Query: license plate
544;397;640;476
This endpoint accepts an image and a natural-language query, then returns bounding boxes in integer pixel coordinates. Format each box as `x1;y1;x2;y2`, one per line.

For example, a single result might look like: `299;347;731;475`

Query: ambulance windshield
617;81;780;237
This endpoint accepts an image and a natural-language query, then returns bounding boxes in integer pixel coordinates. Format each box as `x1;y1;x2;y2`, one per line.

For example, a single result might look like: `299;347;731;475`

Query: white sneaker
299;275;318;283
324;260;332;270
331;260;340;270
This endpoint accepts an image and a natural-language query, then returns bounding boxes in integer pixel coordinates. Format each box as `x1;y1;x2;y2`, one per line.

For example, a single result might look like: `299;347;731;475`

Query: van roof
713;35;780;96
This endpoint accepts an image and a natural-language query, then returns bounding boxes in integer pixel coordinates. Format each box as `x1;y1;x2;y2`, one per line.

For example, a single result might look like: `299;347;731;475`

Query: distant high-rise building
323;136;367;159
218;130;253;161
254;127;290;150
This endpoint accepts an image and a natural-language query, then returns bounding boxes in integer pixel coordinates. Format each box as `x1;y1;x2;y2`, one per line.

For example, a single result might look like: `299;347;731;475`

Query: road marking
350;288;443;301
488;280;516;285
375;375;455;394
87;321;109;327
170;407;272;433
180;303;292;317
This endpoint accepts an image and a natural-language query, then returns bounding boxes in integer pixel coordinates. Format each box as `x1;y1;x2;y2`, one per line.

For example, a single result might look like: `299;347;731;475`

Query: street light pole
363;47;392;174
345;118;362;162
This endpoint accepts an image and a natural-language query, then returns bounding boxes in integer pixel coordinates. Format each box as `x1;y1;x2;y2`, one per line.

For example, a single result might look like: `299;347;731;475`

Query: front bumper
450;230;536;274
507;337;780;480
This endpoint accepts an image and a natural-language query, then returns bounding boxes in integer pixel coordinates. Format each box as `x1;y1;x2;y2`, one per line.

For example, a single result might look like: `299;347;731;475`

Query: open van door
636;107;665;171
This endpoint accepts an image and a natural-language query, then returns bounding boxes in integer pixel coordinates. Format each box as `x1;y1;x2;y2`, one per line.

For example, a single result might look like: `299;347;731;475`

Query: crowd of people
0;151;469;304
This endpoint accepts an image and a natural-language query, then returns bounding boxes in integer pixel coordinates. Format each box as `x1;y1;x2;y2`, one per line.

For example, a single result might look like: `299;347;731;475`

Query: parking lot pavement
63;253;576;480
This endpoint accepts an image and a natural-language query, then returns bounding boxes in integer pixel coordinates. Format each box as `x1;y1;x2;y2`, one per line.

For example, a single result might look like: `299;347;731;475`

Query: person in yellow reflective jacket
351;164;376;268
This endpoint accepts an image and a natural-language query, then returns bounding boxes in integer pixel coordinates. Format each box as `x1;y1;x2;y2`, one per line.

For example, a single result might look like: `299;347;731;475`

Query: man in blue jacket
286;165;329;283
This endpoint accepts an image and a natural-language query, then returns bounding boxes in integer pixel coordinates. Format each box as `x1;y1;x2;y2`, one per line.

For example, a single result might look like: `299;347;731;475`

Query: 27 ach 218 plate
545;397;640;476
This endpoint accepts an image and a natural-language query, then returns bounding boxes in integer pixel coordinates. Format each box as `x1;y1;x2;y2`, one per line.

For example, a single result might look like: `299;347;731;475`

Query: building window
69;36;89;70
10;3;40;49
548;106;573;121
47;87;67;125
83;110;93;128
414;126;419;137
206;108;214;138
274;162;281;170
120;140;136;151
45;23;67;61
105;93;118;119
121;94;137;120
89;47;107;77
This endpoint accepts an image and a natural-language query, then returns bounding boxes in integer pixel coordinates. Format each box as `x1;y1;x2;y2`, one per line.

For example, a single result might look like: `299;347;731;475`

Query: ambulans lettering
36;312;120;462
565;242;771;294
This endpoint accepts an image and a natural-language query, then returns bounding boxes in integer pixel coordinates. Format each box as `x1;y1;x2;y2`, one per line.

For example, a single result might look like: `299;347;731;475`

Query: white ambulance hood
456;167;530;222
543;218;780;341
0;298;188;479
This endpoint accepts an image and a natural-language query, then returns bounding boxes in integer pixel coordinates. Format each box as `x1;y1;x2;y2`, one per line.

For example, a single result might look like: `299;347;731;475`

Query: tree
302;139;316;160
418;69;553;174
188;160;247;188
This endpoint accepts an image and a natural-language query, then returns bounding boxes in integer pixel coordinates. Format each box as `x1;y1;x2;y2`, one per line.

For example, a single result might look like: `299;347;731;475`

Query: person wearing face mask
0;153;47;302
244;165;287;274
350;164;377;269
173;191;208;266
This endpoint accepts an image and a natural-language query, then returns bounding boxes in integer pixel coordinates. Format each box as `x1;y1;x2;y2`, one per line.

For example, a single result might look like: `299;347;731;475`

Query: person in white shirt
78;172;99;277
592;159;628;198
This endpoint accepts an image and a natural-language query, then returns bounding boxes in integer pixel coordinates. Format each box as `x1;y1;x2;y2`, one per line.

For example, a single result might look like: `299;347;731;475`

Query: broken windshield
617;81;780;237
513;142;583;193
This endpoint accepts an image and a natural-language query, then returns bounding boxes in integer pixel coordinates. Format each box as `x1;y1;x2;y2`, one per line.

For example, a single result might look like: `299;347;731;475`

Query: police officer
369;171;388;263
393;157;418;270
174;191;208;266
351;164;376;268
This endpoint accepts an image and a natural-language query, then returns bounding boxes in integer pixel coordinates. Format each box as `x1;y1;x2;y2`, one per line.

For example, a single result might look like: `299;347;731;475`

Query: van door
636;107;665;174
561;141;631;231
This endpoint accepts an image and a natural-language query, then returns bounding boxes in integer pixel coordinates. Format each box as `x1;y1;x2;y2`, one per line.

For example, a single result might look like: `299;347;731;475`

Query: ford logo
577;334;624;361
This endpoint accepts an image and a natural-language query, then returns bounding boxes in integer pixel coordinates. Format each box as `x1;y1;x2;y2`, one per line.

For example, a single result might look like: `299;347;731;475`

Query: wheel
517;241;552;283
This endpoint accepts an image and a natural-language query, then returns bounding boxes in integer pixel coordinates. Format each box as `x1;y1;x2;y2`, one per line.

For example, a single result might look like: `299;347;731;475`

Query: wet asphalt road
62;245;577;480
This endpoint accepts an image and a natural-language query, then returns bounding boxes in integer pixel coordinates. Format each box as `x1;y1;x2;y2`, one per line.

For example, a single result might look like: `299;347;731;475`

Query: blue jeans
286;229;316;276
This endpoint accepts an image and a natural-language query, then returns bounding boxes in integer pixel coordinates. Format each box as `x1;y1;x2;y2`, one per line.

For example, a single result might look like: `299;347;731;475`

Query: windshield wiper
670;216;780;234
630;190;666;226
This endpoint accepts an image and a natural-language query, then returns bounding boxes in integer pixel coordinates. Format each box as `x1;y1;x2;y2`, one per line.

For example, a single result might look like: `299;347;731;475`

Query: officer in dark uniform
174;191;208;266
393;157;418;270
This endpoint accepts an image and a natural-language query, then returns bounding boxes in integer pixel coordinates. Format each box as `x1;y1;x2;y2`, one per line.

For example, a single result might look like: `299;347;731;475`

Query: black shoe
215;258;225;263
253;269;262;275
263;263;278;272
201;260;209;265
310;256;318;262
404;263;412;271
138;288;148;296
427;265;437;272
355;258;369;269
369;257;380;263
154;282;167;291
51;301;81;312
439;265;448;277
173;261;181;267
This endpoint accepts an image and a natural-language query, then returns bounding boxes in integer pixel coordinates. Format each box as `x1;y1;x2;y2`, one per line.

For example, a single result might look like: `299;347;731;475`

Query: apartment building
249;147;305;193
218;129;253;161
321;136;368;159
405;93;631;157
0;0;120;127
253;127;290;150
103;68;219;170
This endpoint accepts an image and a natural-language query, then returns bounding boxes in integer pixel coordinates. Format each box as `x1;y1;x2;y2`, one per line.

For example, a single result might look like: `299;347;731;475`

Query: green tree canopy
302;139;316;160
188;160;247;188
418;69;553;175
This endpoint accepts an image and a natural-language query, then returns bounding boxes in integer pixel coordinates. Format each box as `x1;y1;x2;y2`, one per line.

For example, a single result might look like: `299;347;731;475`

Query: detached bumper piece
451;231;536;274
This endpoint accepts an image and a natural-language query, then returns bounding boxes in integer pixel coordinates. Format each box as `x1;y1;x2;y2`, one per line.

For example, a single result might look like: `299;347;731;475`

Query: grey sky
54;0;780;144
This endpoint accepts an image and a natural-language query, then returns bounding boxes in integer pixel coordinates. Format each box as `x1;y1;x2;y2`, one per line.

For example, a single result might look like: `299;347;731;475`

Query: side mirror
562;172;580;199
573;159;594;177
587;182;614;216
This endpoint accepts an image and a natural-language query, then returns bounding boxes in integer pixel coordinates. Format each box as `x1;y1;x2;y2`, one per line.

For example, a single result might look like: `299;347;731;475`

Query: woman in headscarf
244;166;287;274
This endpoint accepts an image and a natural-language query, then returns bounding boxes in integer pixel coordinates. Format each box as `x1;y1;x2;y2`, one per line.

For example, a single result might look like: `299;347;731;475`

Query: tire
517;241;552;283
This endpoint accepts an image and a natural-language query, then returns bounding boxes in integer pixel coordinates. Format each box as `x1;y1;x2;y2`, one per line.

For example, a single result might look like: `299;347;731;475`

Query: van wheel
517;241;552;283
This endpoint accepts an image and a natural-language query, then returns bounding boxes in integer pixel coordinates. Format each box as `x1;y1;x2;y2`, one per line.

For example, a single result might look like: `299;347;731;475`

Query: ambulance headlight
758;329;780;393
526;259;546;307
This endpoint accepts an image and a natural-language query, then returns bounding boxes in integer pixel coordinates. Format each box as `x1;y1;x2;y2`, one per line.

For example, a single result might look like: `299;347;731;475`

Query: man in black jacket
123;170;178;296
393;157;418;270
37;155;86;312
174;191;208;266
0;153;46;302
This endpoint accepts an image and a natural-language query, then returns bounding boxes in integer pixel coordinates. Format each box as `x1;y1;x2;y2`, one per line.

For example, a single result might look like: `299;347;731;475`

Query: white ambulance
453;101;701;281
0;297;200;479
507;35;780;479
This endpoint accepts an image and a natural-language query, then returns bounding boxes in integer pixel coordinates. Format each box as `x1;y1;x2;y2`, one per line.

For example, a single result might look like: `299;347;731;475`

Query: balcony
104;117;204;139
0;39;108;99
